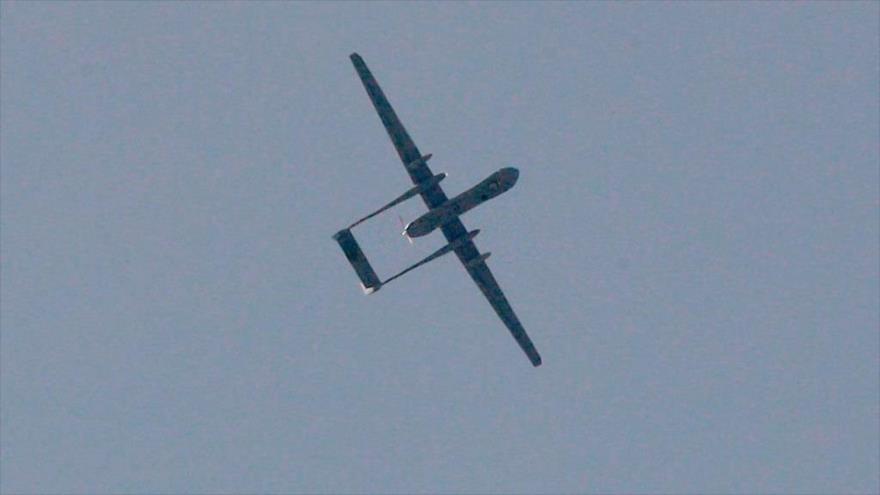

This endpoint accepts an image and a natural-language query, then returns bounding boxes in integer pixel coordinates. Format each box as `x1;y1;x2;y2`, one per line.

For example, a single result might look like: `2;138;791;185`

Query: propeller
398;214;414;245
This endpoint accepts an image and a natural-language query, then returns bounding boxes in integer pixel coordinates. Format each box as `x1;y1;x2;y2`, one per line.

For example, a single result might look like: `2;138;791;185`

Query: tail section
332;229;382;294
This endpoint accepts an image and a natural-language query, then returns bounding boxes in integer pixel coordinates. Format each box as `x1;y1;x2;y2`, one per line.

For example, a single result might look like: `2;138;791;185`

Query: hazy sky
2;2;878;494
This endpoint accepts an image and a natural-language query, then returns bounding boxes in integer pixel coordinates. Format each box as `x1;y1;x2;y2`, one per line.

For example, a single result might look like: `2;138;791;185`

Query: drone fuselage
404;167;519;238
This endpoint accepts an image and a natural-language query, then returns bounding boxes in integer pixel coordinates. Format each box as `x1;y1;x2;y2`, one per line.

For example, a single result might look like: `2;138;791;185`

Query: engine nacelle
404;207;454;239
406;153;433;170
452;230;481;249
466;252;491;268
418;171;446;191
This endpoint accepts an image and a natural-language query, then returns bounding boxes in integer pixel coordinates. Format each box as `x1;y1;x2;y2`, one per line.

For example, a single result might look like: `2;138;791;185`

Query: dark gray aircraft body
335;53;541;367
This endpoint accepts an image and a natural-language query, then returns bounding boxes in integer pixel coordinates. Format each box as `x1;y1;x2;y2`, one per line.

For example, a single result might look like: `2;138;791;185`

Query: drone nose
502;167;519;187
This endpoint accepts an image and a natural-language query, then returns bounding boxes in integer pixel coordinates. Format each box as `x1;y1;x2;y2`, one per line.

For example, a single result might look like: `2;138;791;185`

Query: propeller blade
397;214;414;244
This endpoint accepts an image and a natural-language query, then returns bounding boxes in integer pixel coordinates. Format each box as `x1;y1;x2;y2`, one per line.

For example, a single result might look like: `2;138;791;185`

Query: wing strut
347;172;446;230
381;230;479;286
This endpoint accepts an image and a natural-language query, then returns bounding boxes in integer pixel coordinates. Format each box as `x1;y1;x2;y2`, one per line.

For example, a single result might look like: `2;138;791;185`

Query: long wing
464;256;543;367
350;53;437;189
351;53;542;367
440;221;542;367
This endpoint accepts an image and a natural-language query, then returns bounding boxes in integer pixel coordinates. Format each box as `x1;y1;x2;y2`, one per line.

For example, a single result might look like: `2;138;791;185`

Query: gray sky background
2;2;878;494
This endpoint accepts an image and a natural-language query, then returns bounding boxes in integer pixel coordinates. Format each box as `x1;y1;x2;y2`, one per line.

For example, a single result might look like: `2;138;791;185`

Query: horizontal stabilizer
333;229;382;294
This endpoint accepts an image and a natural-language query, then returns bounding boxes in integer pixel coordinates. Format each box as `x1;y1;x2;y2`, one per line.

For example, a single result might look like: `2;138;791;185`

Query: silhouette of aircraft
333;53;541;367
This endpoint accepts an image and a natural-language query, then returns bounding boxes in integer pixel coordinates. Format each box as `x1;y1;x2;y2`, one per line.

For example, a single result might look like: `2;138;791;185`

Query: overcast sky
2;2;878;494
